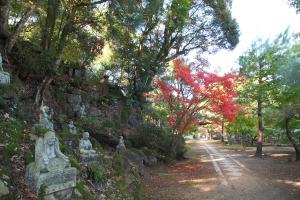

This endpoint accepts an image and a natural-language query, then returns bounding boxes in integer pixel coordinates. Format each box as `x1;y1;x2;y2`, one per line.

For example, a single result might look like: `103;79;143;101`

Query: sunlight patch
179;178;217;184
276;179;300;188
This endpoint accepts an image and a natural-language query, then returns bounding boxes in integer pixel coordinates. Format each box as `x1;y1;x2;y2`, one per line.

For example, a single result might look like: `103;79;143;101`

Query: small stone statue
39;105;54;131
79;104;86;117
116;136;126;151
68;121;77;134
26;131;76;199
0;53;10;85
79;132;99;163
0;53;3;71
79;132;96;155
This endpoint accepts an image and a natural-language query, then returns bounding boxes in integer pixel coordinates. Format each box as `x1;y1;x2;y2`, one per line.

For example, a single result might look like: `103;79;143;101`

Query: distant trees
151;59;239;155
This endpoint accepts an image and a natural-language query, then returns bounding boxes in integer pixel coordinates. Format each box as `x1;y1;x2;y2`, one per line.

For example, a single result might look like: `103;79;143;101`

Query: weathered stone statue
26;131;76;199
79;104;86;117
39;105;54;131
68;121;77;134
79;132;99;163
0;53;3;71
0;53;10;85
116;136;126;151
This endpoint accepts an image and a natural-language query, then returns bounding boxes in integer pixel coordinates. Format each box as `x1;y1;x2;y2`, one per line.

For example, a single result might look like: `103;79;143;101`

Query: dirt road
142;140;300;200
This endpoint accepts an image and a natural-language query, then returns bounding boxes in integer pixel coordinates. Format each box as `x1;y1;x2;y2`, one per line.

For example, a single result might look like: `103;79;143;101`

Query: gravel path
142;140;300;200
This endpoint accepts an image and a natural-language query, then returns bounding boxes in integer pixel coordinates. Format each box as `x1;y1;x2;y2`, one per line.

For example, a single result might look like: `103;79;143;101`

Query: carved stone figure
116;136;126;151
39;105;54;131
0;53;3;71
79;104;86;117
79;132;99;163
0;53;10;85
26;131;76;199
68;121;77;134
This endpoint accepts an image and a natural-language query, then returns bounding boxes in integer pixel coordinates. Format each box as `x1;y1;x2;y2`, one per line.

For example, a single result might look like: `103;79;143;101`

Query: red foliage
154;59;240;135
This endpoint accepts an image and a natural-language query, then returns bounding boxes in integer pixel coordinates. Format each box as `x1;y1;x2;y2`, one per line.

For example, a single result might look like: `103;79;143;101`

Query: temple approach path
142;140;300;200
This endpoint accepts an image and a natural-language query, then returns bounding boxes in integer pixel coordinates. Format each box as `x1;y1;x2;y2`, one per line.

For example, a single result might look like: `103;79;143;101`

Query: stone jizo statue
0;53;10;85
0;53;3;71
79;104;86;117
79;132;96;155
36;131;70;172
78;132;99;164
116;136;126;151
68;121;77;134
26;131;76;199
39;105;54;131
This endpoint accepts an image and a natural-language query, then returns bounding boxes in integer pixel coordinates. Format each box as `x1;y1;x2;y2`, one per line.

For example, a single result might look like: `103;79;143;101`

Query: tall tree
31;0;108;118
275;40;300;160
238;33;289;157
107;0;239;103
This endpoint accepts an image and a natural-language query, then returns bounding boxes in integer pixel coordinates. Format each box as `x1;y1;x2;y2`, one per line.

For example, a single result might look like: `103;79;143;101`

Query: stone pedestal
79;154;100;164
26;158;77;199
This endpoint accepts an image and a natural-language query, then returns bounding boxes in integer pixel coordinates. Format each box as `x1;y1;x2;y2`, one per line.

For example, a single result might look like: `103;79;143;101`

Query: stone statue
68;121;77;134
0;53;10;85
39;105;54;131
116;136;126;151
0;53;3;71
79;104;86;117
35;131;70;172
79;132;96;155
26;131;76;199
78;132;99;163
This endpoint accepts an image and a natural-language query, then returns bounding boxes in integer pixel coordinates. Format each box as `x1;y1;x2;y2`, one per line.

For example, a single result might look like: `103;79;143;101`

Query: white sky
205;0;300;74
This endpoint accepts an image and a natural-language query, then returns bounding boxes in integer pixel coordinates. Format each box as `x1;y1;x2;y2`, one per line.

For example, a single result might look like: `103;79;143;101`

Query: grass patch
76;181;95;200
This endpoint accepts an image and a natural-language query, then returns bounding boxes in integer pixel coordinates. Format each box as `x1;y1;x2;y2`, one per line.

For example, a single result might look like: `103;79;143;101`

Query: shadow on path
142;140;300;200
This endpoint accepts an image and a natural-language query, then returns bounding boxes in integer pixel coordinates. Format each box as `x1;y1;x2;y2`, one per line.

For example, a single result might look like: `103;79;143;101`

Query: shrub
87;163;107;183
128;123;183;160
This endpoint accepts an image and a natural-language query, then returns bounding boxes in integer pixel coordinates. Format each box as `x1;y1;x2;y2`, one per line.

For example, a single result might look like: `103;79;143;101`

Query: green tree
238;33;289;157
288;0;300;12
275;40;300;160
106;0;239;103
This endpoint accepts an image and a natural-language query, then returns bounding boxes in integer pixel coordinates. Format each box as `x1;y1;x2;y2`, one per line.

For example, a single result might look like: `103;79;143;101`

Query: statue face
47;137;56;146
83;132;89;139
44;106;49;112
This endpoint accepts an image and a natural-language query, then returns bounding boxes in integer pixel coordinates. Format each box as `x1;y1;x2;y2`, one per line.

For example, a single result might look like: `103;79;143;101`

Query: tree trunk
285;117;300;161
255;94;263;157
0;0;10;55
221;120;224;142
41;0;59;49
33;76;53;121
7;3;37;52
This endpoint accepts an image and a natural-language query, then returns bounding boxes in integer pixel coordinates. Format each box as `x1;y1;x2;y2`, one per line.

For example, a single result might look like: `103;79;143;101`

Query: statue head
69;121;74;125
44;131;57;146
83;132;90;140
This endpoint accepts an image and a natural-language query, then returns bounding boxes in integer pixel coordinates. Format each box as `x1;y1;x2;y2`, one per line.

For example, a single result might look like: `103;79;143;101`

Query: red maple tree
152;59;240;139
